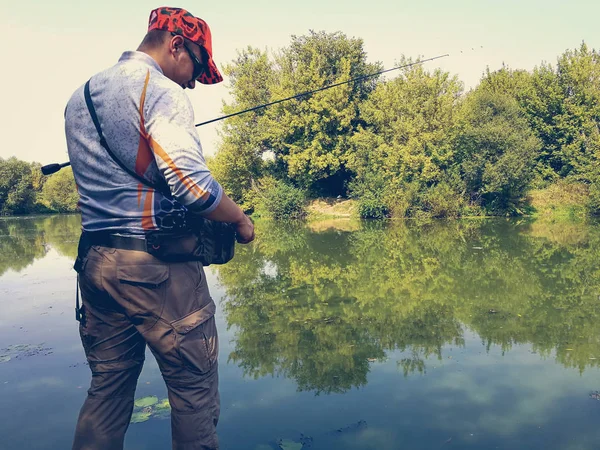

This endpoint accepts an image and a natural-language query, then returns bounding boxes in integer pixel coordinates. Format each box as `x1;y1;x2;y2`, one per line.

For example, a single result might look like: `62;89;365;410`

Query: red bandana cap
148;7;223;85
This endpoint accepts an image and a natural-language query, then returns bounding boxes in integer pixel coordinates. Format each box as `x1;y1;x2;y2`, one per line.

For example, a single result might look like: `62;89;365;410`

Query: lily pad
0;355;11;363
134;396;158;408
155;398;171;410
130;411;151;423
130;396;171;423
279;439;302;450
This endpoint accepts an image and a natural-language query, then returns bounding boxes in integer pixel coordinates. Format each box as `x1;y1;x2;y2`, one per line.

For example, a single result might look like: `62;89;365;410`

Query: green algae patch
134;396;158;408
130;396;171;424
130;411;151;423
278;439;303;450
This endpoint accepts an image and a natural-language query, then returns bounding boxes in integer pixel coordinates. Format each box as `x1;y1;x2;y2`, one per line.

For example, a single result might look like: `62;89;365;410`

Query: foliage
587;179;600;216
0;157;39;214
39;167;79;213
209;38;599;219
419;179;466;218
0;214;81;276
356;193;389;219
528;180;589;219
208;47;273;206
347;60;463;209
211;31;381;206
0;158;77;215
130;396;170;423
3;40;600;219
255;177;307;219
453;89;540;214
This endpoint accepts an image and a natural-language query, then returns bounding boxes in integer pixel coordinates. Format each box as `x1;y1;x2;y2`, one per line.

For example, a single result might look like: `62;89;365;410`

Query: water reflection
2;215;598;391
218;219;600;394
0;215;80;276
1;215;599;449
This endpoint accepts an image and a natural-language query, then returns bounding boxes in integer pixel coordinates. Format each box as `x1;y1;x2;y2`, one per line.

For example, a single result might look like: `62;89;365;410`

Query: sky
1;0;599;165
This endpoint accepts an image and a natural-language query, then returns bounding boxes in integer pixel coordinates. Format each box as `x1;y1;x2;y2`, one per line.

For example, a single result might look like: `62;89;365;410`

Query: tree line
210;33;600;218
2;34;598;218
0;158;78;215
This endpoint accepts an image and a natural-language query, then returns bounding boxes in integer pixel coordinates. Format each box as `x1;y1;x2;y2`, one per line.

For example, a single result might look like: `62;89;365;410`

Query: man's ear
169;34;185;56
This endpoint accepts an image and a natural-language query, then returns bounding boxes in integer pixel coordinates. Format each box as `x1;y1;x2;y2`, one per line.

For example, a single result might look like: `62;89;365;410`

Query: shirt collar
118;51;164;74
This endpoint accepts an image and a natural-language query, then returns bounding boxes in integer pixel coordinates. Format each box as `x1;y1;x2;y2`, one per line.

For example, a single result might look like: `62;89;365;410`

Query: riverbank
304;182;595;222
1;182;595;223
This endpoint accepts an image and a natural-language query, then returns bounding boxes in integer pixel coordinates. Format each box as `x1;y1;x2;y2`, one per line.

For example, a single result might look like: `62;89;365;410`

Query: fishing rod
41;53;449;175
195;53;449;127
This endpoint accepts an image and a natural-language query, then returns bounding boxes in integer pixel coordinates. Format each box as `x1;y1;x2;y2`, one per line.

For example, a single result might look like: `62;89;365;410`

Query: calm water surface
1;215;599;450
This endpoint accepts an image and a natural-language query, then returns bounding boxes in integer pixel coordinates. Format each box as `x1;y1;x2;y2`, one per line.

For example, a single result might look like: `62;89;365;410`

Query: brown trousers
72;245;220;450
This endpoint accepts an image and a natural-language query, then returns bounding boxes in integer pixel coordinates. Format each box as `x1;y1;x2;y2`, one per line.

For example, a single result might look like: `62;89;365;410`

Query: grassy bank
300;181;596;223
527;182;591;221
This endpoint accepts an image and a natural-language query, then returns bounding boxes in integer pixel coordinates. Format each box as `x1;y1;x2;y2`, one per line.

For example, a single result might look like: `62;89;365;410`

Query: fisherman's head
138;7;223;89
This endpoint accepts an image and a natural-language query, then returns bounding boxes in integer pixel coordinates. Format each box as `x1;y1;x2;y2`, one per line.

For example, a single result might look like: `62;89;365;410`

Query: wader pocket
172;302;218;375
117;264;169;289
116;264;170;330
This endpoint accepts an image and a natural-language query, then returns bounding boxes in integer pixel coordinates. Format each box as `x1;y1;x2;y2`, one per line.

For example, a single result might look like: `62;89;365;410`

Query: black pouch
74;232;92;274
146;218;236;266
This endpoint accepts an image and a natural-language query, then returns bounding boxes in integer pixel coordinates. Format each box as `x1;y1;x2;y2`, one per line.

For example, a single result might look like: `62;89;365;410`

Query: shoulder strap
84;79;171;199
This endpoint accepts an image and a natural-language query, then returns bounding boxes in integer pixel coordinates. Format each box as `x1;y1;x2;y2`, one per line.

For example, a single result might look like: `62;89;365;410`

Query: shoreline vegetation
2;34;599;221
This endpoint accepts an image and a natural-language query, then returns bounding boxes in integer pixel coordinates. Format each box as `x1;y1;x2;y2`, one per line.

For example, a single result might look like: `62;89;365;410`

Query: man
65;7;254;450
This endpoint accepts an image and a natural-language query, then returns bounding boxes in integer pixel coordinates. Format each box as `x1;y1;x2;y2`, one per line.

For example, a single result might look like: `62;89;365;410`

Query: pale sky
1;0;598;165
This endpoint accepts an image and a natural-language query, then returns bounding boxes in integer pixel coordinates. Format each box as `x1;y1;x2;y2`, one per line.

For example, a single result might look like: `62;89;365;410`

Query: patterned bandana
148;7;223;85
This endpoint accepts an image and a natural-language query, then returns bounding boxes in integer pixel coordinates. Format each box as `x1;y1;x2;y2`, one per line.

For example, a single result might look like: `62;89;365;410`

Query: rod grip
41;162;70;175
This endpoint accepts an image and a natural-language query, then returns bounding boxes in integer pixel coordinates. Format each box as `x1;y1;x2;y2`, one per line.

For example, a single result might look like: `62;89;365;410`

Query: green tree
520;43;600;182
40;167;79;213
453;89;540;213
347;61;463;217
262;31;381;195
209;47;274;208
0;157;37;214
212;31;382;207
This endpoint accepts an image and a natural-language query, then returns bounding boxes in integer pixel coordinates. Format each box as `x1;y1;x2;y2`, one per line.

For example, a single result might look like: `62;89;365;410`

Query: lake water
1;215;599;450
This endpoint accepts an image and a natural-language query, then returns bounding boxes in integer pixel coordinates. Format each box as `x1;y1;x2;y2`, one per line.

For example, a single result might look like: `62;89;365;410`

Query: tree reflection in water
0;214;80;276
218;219;600;394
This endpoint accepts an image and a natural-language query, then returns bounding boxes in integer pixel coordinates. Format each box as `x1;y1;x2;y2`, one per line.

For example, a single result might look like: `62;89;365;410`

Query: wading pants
71;245;220;450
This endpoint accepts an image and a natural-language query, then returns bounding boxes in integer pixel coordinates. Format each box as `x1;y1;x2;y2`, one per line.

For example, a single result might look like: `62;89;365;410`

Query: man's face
171;35;207;89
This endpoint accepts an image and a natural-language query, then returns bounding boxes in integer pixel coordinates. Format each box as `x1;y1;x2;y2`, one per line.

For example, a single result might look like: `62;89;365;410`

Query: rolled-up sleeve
144;87;222;214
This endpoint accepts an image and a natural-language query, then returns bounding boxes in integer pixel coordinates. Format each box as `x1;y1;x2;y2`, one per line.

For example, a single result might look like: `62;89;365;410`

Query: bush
357;194;389;219
421;181;466;218
586;182;600;216
257;178;307;219
40;168;79;213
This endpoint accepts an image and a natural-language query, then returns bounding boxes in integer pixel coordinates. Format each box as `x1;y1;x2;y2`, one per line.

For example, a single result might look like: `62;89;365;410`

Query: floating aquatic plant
134;396;158;408
130;411;152;424
130;396;171;423
278;439;303;450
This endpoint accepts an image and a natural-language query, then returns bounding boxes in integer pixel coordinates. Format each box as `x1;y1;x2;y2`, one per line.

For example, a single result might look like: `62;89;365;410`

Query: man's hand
201;191;255;243
235;214;255;244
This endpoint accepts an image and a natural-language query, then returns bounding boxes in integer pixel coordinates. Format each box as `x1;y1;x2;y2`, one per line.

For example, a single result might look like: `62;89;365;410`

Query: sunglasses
171;32;207;80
